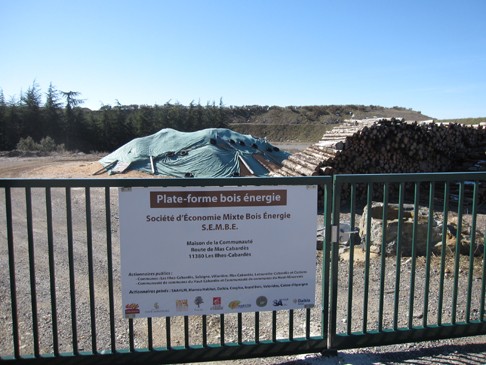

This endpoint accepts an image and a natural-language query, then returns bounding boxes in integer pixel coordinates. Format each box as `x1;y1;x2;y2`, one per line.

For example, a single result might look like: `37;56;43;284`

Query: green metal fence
0;176;332;364
2;172;486;364
330;172;486;349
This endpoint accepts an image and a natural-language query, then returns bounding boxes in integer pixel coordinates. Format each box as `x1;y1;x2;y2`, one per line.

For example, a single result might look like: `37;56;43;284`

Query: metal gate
0;176;332;364
329;172;486;350
2;172;486;364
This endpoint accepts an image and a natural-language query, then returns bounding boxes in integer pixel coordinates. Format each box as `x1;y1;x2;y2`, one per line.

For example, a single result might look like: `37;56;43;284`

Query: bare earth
2;153;486;365
0;153;152;178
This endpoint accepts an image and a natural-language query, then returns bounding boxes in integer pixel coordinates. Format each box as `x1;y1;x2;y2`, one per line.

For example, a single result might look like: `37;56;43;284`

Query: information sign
119;185;317;318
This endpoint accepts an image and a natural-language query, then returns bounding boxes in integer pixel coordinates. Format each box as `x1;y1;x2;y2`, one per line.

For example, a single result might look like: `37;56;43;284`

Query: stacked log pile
272;118;486;203
270;118;379;178
271;145;335;177
328;119;486;174
273;118;486;177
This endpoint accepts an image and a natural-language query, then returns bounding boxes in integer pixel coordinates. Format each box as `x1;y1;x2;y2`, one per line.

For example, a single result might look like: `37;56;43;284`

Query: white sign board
119;185;317;318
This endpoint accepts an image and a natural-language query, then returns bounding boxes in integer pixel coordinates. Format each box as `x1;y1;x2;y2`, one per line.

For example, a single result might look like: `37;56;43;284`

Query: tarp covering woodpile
99;128;289;178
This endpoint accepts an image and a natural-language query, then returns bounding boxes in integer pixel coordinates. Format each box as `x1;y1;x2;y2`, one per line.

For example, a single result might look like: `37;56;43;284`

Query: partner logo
256;296;268;307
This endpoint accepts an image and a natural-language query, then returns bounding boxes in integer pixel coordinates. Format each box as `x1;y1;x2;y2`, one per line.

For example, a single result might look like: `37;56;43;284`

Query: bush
16;136;65;152
40;136;65;152
16;136;38;151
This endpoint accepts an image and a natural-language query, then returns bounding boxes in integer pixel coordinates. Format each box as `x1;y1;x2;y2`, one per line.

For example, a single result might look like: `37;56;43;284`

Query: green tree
196;101;205;129
21;81;43;140
187;100;197;130
218;97;227;128
204;100;219;130
95;102;135;151
135;105;157;137
44;83;63;142
165;101;184;130
4;96;22;150
0;89;6;149
60;90;84;149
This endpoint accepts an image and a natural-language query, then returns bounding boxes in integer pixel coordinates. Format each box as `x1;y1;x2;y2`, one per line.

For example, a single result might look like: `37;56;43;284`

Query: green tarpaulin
99;128;290;178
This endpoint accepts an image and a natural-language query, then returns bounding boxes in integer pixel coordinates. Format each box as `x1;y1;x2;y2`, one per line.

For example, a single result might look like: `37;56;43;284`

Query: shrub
16;136;65;152
39;136;57;152
16;136;38;151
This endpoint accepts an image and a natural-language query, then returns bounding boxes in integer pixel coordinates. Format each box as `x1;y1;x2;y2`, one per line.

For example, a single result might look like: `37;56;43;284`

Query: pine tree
60;90;84;149
21;81;42;140
0;89;6;149
44;83;63;143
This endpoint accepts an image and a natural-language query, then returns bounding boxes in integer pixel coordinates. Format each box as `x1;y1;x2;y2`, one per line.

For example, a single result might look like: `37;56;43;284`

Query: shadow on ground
275;342;486;364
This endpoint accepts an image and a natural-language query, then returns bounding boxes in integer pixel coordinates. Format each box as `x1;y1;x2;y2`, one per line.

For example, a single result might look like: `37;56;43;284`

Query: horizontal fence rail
330;172;486;349
0;176;331;365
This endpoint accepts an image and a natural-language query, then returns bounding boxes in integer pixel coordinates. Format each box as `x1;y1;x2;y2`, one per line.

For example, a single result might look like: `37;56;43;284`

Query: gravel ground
1;155;486;364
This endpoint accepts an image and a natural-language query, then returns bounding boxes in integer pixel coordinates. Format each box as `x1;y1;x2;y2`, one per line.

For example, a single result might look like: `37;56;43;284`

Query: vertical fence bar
346;184;356;335
321;180;331;343
393;183;405;331
452;182;464;324
288;310;294;341
362;183;373;333
221;314;226;345
466;181;478;323
408;182;420;329
329;177;341;348
202;315;208;346
437;182;450;326
5;187;20;358
422;182;435;327
26;187;40;357
147;318;153;350
305;308;311;339
321;179;332;345
166;317;171;349
253;312;259;344
237;313;242;344
85;187;97;353
184;316;190;348
272;311;277;341
104;187;116;352
378;182;389;332
129;319;135;351
65;187;78;354
45;187;59;356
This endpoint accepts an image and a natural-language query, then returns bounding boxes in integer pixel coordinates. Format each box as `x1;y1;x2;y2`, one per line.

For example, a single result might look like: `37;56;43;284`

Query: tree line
0;82;240;152
2;82;415;152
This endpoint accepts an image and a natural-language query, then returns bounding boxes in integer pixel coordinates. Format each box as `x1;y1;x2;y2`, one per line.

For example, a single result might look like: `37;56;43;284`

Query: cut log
287;154;323;170
282;159;318;176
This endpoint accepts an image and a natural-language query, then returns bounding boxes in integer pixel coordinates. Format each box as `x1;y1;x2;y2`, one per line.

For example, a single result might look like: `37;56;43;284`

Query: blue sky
1;0;485;119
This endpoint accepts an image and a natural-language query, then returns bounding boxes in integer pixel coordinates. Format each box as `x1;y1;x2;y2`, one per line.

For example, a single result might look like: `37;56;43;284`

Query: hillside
228;105;431;142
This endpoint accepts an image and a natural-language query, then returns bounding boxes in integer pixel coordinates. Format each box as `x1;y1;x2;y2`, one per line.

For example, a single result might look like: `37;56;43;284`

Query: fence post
327;176;341;350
